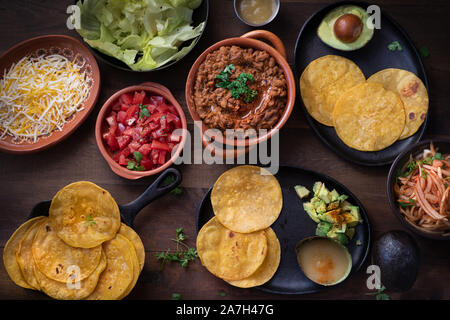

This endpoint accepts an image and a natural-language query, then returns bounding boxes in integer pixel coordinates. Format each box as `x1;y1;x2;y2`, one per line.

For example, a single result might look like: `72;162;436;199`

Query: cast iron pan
28;168;181;228
76;0;209;72
294;1;429;166
196;165;371;295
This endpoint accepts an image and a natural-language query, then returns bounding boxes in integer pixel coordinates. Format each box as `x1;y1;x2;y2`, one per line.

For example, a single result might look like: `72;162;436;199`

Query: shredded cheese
0;54;92;143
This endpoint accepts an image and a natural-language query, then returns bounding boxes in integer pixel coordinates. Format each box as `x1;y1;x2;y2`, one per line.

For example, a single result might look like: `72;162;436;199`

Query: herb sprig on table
155;228;198;268
215;64;258;103
365;285;390;300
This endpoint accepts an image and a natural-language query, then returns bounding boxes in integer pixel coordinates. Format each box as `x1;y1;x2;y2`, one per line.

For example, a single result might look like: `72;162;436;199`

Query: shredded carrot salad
394;143;450;232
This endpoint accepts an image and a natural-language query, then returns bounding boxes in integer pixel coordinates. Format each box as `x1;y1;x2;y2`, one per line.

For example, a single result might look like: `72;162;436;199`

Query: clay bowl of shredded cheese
0;35;100;153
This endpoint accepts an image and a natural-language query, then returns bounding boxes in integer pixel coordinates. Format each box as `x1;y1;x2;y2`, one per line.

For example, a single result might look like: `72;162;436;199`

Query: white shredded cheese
0;53;92;143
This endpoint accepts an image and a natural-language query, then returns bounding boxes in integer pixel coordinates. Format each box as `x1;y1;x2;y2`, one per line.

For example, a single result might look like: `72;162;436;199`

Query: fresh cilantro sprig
127;151;145;171
84;214;96;226
366;286;390;300
139;103;150;118
162;175;183;195
155;228;198;268
215;64;258;103
388;41;402;51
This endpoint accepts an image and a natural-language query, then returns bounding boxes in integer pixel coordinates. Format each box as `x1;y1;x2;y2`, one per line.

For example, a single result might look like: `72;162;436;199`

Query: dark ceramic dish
387;139;450;240
196;165;371;294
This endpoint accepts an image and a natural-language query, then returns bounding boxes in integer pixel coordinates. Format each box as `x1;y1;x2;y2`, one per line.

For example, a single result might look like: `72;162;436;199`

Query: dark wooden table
0;0;449;300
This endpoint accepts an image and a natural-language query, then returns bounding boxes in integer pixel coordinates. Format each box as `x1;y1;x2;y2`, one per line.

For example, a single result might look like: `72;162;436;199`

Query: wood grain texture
0;0;449;300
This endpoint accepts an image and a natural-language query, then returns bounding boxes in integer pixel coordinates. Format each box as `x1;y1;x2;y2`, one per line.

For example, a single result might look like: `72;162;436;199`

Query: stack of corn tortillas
3;181;145;300
300;55;429;151
197;166;282;288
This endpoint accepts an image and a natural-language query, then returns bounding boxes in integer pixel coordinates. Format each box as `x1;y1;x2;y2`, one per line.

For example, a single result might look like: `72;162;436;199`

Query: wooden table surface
0;0;449;300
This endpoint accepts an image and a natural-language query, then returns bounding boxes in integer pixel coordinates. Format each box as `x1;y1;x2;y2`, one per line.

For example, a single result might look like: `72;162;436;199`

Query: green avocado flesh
317;5;374;51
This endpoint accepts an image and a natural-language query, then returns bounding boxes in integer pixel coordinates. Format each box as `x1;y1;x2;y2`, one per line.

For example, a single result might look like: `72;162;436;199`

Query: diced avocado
343;206;362;227
316;221;332;237
337;194;349;202
335;233;349;245
317;212;334;224
317;183;332;204
311;197;327;214
312;182;323;195
333;222;347;234
330;189;340;202
303;202;320;223
327;201;340;211
295;185;310;199
345;227;355;239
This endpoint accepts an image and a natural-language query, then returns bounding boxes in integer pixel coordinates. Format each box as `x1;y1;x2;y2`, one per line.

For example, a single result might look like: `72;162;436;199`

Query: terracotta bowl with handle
0;35;100;154
185;30;295;158
95;82;187;180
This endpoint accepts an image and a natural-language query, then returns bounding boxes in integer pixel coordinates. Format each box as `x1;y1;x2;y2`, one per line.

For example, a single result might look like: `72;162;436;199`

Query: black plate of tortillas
294;1;429;166
196;165;371;295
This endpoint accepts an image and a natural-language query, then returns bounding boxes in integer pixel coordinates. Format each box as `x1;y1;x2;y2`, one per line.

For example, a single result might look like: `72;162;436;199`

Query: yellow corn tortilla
196;217;268;281
16;218;47;290
49;181;121;248
211;165;282;233
118;223;145;272
333;82;405;151
300;55;366;126
34;250;107;300
3;216;46;289
117;235;140;300
226;227;281;288
86;234;135;300
367;68;428;139
32;219;102;283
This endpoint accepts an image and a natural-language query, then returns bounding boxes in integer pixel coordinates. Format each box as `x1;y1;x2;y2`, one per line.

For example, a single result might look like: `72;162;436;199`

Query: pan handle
119;167;182;227
241;30;287;59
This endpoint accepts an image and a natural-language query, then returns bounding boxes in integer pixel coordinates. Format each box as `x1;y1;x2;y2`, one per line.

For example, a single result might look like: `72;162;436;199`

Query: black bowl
387;139;450;240
77;0;209;72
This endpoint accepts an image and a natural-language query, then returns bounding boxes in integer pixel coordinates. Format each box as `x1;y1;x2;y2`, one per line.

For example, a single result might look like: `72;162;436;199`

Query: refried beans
193;45;287;132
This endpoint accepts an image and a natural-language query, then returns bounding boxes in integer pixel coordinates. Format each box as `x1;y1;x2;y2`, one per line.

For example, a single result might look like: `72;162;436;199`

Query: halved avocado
317;5;374;51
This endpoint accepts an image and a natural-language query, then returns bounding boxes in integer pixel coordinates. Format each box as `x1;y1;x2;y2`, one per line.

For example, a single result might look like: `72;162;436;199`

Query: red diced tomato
118;154;129;166
151;140;170;152
149;112;164;123
106;114;117;127
138;143;152;156
167;105;178;115
160;116;167;130
128;141;142;152
117;135;131;149
103;132;119;152
156;104;169;114
158;150;167;164
132;91;146;105
117;111;128;124
112;101;121;111
120;147;131;158
126;104;139;120
150;95;164;106
142;96;150;104
140;158;153;170
119;92;133;105
120;103;129;112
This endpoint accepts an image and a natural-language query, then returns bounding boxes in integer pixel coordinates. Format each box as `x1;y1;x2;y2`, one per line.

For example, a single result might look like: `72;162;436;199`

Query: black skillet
196;165;371;295
28;167;181;228
74;0;209;72
294;1;429;166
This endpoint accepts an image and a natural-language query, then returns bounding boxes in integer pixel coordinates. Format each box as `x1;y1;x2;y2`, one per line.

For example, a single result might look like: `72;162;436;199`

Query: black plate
196;166;371;295
294;1;429;166
76;0;209;72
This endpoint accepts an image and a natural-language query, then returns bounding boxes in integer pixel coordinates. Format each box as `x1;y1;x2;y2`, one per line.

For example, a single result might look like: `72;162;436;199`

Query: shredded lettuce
76;0;204;71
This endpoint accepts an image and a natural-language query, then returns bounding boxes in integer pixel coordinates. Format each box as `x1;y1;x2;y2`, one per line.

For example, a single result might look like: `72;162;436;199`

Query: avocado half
317;5;374;51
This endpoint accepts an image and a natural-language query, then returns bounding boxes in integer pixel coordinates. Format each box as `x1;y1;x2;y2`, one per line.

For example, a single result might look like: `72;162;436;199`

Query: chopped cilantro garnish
156;228;198;269
419;46;430;58
388;41;403;51
172;293;182;300
215;64;258;103
84;214;96;226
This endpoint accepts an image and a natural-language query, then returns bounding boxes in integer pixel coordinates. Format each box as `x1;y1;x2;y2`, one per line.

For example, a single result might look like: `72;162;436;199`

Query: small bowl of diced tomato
95;82;187;179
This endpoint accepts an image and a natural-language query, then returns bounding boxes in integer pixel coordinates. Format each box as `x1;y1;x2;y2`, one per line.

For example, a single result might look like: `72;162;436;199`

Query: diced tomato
120;147;131;158
128;141;142;153
156;103;169;114
126;104;139;120
117;135;131;149
151;140;170;152
118;154;129;166
123;127;137;137
149;112;164;123
117;111;128;124
150;149;159;162
150;95;164;106
158;150;167;165
111;101;121;112
167;105;178;115
138;143;152;156
120;103;130;112
160;116;167;130
142;96;150;104
106;114;117;127
132;91;146;105
119;92;133;105
103;132;119;152
140;158;153;170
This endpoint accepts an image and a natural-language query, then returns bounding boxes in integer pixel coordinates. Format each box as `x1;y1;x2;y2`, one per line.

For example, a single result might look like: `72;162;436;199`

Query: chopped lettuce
76;0;205;71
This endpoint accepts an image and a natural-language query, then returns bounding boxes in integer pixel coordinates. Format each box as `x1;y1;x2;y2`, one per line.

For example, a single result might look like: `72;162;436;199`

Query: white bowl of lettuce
74;0;208;72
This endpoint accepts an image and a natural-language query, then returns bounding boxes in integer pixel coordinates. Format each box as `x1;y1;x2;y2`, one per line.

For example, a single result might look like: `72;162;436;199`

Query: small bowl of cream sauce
234;0;280;27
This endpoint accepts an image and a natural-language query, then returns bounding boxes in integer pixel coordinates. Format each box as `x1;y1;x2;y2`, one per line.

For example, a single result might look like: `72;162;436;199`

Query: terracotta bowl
0;35;100;154
185;30;295;158
95;82;187;180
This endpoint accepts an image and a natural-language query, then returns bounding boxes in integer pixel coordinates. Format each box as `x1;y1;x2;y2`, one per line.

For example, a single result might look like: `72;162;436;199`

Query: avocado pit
333;14;363;43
